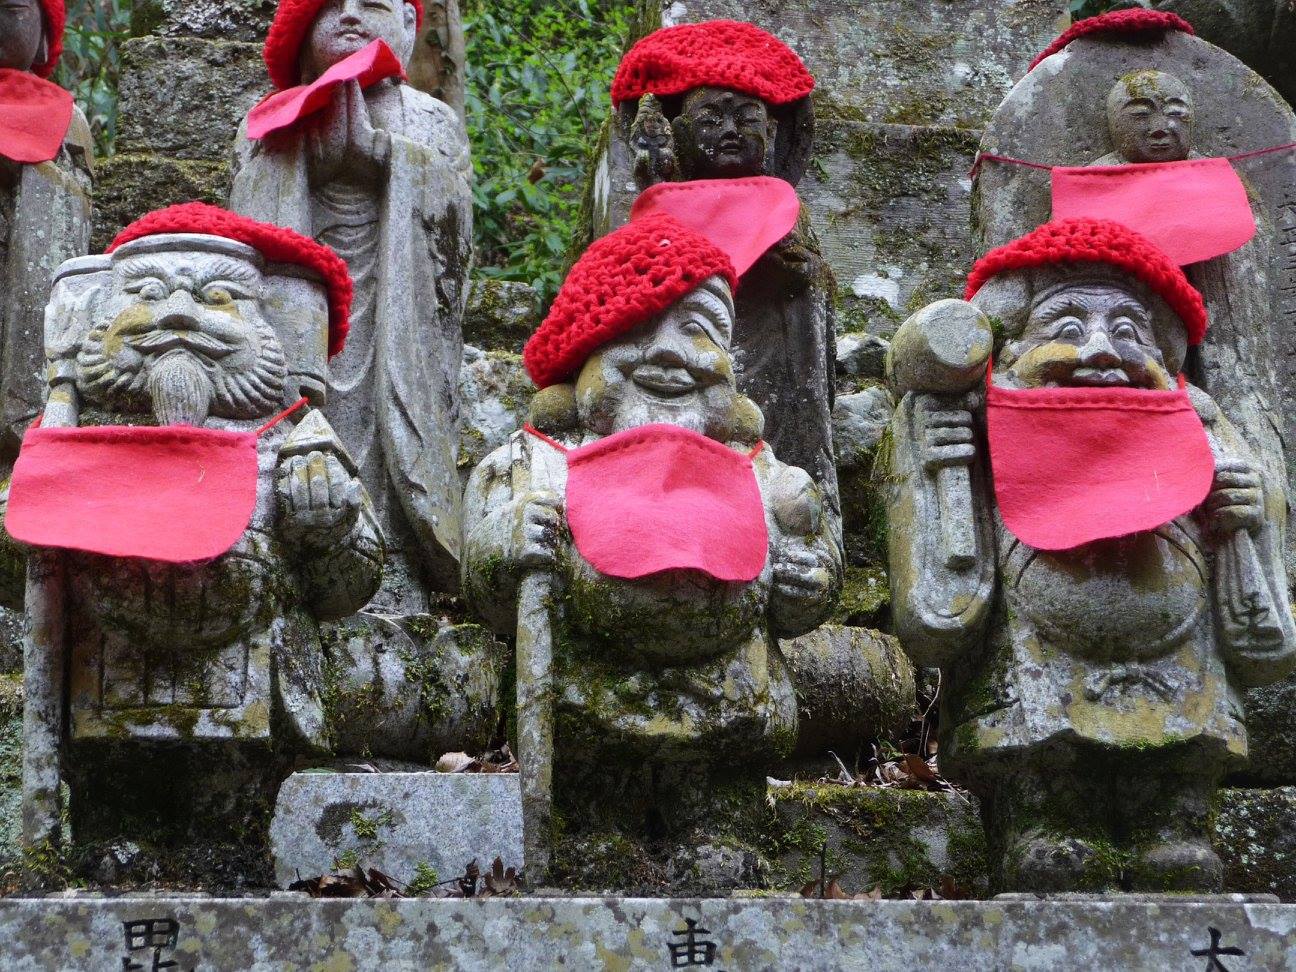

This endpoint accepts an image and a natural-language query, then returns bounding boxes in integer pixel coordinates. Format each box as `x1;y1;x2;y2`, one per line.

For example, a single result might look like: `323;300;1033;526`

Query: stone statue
462;215;842;890
601;21;839;517
0;0;92;606
886;219;1296;892
13;208;383;849
231;0;500;766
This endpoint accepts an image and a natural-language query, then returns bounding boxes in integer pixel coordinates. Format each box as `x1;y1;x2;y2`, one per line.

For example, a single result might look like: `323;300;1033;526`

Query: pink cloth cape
6;424;260;563
629;176;802;277
246;39;406;141
986;378;1214;551
0;68;73;164
1051;158;1255;266
532;423;769;582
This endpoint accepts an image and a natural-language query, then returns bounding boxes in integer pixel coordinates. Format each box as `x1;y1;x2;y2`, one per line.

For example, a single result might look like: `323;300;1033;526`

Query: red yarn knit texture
264;0;424;90
1030;9;1194;70
965;219;1208;346
33;0;65;78
523;214;737;388
108;202;354;359
611;20;814;107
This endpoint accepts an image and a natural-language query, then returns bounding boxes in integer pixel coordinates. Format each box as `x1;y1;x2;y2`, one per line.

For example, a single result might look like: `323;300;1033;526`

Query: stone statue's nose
647;343;687;368
154;290;202;330
1078;330;1121;368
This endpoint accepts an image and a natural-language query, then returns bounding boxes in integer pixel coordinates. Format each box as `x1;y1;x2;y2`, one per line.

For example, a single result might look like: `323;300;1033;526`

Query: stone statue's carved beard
77;316;289;426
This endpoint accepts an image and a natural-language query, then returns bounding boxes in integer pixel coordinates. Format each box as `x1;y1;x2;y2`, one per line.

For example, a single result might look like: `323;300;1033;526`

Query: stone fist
631;94;678;186
308;79;392;187
1207;458;1265;534
513;489;564;570
773;543;837;604
277;449;363;547
919;396;976;473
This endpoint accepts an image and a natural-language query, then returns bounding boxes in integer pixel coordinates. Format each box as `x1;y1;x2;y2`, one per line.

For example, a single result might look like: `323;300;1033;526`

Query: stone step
1;896;1293;969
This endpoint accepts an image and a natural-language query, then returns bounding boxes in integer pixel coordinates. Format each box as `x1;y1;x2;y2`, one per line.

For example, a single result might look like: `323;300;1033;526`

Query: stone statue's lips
6;422;260;563
1051;158;1255;266
0;68;74;164
986;377;1214;551
246;39;405;141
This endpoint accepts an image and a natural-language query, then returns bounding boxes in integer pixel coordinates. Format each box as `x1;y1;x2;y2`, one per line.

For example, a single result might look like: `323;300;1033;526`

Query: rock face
1215;786;1296;900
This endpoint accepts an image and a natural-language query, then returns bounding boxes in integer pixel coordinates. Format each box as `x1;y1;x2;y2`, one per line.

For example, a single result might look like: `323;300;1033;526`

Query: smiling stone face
77;239;288;426
301;0;417;80
0;0;44;72
671;87;776;179
1106;70;1194;164
574;275;739;438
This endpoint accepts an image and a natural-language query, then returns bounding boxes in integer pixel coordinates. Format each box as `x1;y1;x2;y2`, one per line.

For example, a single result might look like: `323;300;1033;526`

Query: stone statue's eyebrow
675;289;733;343
196;257;259;286
116;258;173;281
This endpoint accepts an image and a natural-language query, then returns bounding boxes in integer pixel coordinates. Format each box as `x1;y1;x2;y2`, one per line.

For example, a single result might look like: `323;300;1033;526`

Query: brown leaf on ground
289;865;408;899
482;857;522;897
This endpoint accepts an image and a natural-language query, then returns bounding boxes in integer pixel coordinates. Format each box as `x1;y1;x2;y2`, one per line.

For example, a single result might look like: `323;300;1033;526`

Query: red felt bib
533;423;769;582
246;39;406;141
0;69;74;164
629;176;801;277
1051;158;1256;266
7;425;260;563
986;378;1214;551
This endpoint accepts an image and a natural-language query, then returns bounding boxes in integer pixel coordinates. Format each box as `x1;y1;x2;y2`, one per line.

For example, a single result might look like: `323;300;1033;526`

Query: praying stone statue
886;219;1296;892
12;206;383;849
600;21;839;516
231;0;498;765
463;214;841;890
0;0;92;498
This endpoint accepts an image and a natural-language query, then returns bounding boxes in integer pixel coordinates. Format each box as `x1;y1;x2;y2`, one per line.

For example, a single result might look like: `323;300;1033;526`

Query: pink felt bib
535;423;769;582
1051;158;1255;266
629;176;801;276
247;39;406;140
986;378;1214;551
6;424;260;563
0;69;73;164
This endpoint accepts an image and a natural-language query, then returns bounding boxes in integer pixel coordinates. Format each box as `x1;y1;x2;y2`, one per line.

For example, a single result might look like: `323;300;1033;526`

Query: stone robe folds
230;83;473;593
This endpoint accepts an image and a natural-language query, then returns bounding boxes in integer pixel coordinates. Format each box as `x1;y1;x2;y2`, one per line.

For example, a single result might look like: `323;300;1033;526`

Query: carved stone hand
918;397;976;473
772;544;837;604
630;93;678;186
307;79;393;187
1207;457;1265;534
276;448;363;548
513;489;564;570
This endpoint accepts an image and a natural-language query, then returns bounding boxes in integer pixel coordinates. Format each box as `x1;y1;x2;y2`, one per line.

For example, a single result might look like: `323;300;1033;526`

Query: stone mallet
887;299;993;571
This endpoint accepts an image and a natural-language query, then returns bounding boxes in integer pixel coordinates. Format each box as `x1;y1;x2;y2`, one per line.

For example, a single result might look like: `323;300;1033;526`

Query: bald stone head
0;0;47;73
300;0;418;82
1106;70;1194;163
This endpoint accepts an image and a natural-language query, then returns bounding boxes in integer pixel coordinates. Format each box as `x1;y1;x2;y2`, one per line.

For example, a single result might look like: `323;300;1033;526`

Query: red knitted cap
1030;9;1194;71
966;219;1207;346
33;0;65;79
523;214;737;388
264;0;424;90
108;203;354;359
612;20;814;108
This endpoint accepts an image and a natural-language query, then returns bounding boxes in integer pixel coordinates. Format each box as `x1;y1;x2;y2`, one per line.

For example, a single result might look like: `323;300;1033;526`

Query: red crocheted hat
1030;9;1194;71
108;203;354;359
611;20;814;108
965;218;1208;346
523;214;737;388
264;0;424;90
32;0;65;78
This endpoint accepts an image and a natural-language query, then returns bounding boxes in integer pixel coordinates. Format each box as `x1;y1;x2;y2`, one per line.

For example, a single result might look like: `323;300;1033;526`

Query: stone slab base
4;897;1296;970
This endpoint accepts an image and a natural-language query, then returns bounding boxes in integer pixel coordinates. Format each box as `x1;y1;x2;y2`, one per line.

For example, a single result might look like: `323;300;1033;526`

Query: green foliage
464;0;634;303
56;0;133;156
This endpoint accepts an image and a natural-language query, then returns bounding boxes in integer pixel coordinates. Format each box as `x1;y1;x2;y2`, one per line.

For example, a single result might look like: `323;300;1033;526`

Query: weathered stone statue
887;218;1296;892
0;0;92;608
601;21;839;515
231;0;499;765
11;205;382;849
463;214;841;889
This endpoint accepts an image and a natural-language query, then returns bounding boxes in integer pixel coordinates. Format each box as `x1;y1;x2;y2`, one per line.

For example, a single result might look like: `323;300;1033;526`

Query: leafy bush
56;0;133;156
463;0;635;302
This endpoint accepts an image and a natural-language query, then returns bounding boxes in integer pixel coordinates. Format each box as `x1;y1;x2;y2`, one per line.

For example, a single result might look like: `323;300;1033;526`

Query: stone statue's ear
400;3;419;65
969;273;1029;350
528;383;578;434
729;394;764;447
34;31;48;71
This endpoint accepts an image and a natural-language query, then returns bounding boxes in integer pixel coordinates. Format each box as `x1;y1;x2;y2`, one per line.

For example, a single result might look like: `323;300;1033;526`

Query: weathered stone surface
781;625;915;761
462;278;538;353
836;332;890;388
770;783;987;895
269;772;523;888
1155;0;1296;109
116;38;267;161
0;675;20;871
457;347;532;481
91;155;229;251
1238;679;1296;786
1215;786;1296;900
5;897;1296;969
130;0;275;40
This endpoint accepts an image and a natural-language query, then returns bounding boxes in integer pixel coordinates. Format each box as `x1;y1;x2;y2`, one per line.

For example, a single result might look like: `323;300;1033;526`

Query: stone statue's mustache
125;327;238;360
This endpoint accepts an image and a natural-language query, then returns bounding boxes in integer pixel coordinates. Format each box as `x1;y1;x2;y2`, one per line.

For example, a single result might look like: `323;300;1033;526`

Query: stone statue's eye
129;280;167;302
1112;320;1139;340
682;319;706;337
202;283;252;304
1053;319;1084;341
